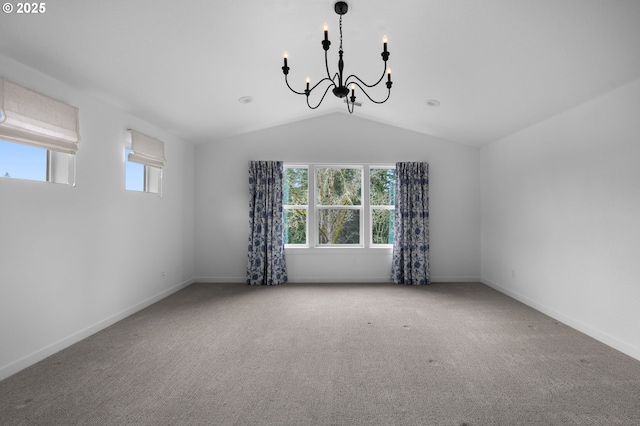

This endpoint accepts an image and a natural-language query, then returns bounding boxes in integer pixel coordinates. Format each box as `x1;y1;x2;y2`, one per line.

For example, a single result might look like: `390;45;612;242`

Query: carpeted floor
1;282;639;425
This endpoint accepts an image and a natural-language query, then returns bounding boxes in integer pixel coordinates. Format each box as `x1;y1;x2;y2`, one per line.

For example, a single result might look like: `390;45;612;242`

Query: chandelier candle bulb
383;35;388;53
323;22;329;41
283;51;288;67
306;77;310;94
387;68;392;82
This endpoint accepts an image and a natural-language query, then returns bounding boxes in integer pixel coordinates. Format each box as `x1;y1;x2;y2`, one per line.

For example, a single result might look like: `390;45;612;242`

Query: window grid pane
316;167;362;206
318;208;360;245
283;167;308;205
284;208;307;245
370;167;395;206
371;208;395;245
125;148;144;192
0;140;47;182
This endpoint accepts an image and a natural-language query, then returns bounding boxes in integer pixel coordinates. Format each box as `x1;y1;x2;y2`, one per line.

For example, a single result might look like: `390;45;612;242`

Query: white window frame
283;163;395;250
48;149;76;185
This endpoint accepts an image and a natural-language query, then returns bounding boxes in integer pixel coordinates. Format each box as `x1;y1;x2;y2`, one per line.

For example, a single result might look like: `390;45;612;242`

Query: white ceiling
1;0;640;147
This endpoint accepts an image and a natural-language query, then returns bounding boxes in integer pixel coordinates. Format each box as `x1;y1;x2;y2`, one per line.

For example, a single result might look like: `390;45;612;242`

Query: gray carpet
1;282;639;425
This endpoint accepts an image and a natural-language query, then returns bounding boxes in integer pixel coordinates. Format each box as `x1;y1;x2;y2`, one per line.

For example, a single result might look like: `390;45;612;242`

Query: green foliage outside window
283;168;308;205
370;168;395;206
316;167;361;206
372;209;394;244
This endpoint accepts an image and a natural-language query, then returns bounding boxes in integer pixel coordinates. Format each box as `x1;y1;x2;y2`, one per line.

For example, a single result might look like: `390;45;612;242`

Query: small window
124;130;165;195
0;79;80;186
124;147;161;194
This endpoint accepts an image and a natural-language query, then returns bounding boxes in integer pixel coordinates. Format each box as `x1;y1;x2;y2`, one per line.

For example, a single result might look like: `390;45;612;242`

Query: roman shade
0;78;80;154
128;130;166;169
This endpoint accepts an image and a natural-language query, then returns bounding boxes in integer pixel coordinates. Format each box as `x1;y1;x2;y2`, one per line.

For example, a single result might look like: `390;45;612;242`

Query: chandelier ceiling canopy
281;1;392;114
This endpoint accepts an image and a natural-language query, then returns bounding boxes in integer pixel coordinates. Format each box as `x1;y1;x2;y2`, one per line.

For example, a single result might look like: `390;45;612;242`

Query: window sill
285;246;392;255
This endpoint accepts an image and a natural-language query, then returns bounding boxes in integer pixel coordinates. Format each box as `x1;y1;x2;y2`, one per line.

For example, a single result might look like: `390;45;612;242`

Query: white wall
480;78;640;360
195;113;481;283
0;55;196;380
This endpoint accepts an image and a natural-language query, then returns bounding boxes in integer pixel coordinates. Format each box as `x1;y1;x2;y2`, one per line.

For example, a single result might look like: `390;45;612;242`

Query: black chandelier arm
309;76;336;94
344;60;388;89
284;74;307;96
324;49;333;81
306;84;334;109
346;96;355;114
285;71;337;101
346;81;392;105
324;48;346;88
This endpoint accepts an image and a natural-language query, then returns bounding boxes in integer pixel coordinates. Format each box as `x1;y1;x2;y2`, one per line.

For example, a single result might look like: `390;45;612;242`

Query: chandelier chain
339;15;343;51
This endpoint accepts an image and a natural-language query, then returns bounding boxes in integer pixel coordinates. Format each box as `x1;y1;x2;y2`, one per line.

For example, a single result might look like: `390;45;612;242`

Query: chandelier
281;1;392;114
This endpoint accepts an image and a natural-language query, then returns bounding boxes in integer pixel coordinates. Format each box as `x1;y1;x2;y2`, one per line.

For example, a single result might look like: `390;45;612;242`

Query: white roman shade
128;130;166;169
0;78;80;154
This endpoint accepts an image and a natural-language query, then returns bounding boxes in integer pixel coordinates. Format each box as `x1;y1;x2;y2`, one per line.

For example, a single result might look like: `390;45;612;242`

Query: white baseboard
289;276;392;283
481;277;640;362
194;276;481;284
194;277;245;283
0;277;196;382
194;277;391;284
431;276;480;283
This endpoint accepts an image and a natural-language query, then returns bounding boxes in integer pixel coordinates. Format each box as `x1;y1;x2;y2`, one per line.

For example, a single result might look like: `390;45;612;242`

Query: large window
283;164;395;248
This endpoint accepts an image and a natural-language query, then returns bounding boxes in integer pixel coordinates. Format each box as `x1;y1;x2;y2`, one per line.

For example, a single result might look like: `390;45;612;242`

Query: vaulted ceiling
2;0;640;146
